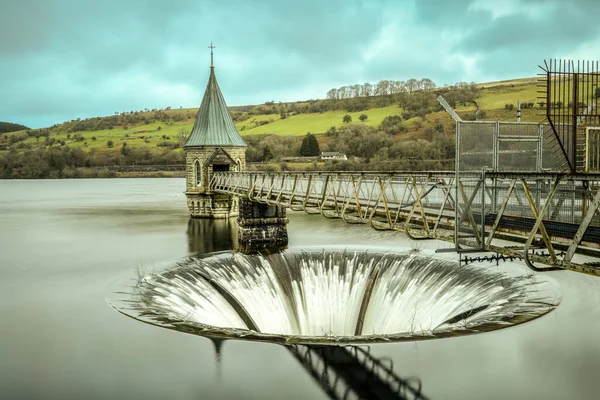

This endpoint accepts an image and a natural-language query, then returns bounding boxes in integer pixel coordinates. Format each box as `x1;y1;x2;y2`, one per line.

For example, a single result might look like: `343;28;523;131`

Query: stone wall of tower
184;146;246;219
185;147;246;192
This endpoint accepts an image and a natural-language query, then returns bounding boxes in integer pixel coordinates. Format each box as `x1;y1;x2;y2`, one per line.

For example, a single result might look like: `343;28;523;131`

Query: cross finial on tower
209;42;216;68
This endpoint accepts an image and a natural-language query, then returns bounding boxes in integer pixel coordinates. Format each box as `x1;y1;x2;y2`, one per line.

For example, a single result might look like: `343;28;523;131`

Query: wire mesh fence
457;121;544;173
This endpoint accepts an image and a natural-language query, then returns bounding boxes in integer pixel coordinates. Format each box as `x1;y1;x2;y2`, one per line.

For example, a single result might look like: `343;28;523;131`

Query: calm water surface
1;178;599;399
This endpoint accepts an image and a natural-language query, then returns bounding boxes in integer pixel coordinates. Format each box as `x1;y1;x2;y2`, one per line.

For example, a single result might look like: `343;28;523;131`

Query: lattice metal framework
539;59;600;172
212;171;600;276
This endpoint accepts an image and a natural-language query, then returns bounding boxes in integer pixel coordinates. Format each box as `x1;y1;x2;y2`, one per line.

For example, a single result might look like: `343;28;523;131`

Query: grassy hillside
0;77;550;179
239;105;403;135
476;84;538;110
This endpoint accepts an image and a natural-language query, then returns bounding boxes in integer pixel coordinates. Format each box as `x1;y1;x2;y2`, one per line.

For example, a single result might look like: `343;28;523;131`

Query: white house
321;151;348;161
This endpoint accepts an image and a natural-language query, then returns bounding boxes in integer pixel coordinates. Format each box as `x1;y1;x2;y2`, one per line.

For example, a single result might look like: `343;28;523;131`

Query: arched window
195;160;201;186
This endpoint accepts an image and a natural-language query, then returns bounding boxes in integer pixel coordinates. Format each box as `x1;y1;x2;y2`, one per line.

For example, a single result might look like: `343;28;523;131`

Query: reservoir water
1;178;599;399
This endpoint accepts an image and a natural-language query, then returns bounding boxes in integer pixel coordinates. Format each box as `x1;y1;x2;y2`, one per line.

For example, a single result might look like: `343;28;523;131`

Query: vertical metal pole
481;168;487;250
586;129;600;172
547;61;552;122
492;174;498;215
564;60;568;159
596;129;599;171
536;123;542;207
586;127;590;172
493;122;499;171
571;179;575;223
492;122;499;213
455;121;460;251
594;129;598;172
537;123;543;171
573;67;579;171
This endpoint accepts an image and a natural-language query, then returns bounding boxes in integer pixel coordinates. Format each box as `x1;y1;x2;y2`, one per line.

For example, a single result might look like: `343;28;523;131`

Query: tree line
1;145;184;179
326;78;437;100
0;121;30;134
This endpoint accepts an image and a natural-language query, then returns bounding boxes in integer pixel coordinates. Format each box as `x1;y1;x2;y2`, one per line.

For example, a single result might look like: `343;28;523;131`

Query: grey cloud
456;4;600;54
413;0;482;24
0;0;58;54
3;0;600;127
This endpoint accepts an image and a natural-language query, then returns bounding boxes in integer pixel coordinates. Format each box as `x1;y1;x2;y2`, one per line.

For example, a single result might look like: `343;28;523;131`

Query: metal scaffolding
539;59;600;172
212;170;600;276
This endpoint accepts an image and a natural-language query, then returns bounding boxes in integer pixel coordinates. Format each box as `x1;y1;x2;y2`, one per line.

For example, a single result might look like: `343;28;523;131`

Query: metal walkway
211;171;600;276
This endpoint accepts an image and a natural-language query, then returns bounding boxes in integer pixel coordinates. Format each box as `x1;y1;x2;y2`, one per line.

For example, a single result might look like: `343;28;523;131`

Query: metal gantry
438;95;563;173
212;171;600;276
539;59;600;172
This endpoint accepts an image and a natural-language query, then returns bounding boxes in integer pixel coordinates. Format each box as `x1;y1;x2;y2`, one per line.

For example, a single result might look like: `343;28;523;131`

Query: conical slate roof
184;68;246;148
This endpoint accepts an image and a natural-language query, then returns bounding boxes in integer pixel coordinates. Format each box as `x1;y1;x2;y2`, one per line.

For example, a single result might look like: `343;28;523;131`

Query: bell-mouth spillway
110;249;561;344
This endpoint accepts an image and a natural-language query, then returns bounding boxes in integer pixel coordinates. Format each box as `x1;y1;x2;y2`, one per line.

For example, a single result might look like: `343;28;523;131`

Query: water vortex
112;250;560;344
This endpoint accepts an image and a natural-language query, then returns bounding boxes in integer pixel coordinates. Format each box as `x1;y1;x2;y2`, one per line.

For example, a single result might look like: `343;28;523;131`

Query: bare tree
361;82;373;97
338;86;350;99
406;78;418;93
326;88;338;100
420;78;436;90
375;80;390;96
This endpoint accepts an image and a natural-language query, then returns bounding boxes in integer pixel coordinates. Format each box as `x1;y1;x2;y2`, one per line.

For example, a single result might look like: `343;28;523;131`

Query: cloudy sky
2;0;600;128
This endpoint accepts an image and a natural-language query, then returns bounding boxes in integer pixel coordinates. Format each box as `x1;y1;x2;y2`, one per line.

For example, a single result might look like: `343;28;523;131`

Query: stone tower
184;52;247;219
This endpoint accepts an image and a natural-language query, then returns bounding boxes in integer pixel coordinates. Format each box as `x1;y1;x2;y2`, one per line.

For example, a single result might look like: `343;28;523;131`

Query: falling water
210;338;225;382
115;250;559;343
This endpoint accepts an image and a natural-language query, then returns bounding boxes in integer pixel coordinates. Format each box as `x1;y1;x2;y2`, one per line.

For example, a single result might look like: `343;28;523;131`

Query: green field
238;105;403;136
2;120;191;153
476;84;539;110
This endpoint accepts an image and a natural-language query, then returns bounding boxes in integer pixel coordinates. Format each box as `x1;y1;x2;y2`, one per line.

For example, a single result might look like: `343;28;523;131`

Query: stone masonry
185;147;246;219
238;198;289;251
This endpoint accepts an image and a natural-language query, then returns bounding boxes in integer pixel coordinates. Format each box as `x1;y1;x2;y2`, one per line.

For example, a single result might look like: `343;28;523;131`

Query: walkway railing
211;171;600;276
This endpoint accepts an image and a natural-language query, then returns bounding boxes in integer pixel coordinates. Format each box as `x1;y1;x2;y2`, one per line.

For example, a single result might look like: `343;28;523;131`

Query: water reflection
186;217;287;255
186;218;238;254
205;339;429;400
287;344;429;400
